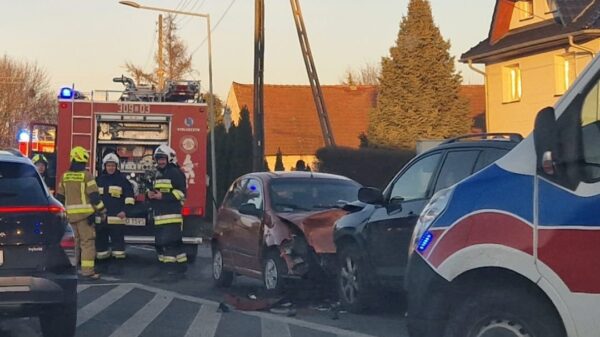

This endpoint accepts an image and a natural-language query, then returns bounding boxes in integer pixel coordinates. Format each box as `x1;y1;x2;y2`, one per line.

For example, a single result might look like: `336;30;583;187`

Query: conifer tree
368;0;470;149
230;106;253;178
274;148;285;171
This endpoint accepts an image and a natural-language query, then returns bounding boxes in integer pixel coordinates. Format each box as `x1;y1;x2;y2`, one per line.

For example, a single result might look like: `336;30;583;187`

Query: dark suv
0;150;77;337
332;134;522;312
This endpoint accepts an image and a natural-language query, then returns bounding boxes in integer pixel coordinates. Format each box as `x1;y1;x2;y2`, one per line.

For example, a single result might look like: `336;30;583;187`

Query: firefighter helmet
153;144;176;164
102;153;120;167
70;146;89;163
32;154;48;165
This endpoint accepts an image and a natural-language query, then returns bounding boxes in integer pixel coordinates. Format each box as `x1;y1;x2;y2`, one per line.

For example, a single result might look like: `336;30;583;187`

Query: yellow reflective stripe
81;182;87;205
172;189;185;200
63;172;85;182
93;201;105;211
162;256;177;263
154;214;183;225
66;204;94;214
96;251;111;260
176;253;188;263
125;197;135;205
107;216;125;225
87;180;97;188
154;184;173;189
98;187;104;195
155;179;171;184
158;254;165;262
112;251;126;259
81;260;95;268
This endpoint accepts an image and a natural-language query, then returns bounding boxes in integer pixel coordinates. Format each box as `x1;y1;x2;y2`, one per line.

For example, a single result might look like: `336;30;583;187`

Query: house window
517;0;534;20
555;54;576;95
503;64;522;103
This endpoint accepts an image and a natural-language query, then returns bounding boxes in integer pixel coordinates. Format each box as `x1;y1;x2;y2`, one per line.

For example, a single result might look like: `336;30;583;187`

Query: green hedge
316;146;415;189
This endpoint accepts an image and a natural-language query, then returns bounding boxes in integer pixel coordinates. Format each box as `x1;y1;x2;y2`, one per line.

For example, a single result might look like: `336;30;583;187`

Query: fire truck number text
117;103;151;114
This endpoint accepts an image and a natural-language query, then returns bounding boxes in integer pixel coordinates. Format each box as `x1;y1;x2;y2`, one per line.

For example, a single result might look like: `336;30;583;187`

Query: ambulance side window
580;81;600;181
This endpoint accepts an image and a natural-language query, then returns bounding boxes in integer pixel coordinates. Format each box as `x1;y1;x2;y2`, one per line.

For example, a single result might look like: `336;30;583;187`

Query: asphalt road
0;246;408;337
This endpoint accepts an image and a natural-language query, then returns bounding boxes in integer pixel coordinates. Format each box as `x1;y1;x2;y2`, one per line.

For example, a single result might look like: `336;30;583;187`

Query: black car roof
422;137;520;155
0;151;32;165
243;171;360;183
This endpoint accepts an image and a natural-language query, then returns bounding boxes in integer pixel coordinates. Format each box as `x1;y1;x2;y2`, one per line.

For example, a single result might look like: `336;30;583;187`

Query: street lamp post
119;1;218;227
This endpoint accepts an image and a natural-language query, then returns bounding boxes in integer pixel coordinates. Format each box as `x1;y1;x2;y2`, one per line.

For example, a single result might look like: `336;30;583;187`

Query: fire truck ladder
290;0;335;147
70;103;94;169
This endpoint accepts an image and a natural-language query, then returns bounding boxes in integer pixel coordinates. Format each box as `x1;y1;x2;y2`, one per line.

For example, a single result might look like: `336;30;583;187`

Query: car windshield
0;162;47;206
269;178;360;213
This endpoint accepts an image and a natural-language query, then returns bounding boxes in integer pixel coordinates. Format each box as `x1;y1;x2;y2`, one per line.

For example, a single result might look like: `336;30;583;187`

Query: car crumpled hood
275;208;349;254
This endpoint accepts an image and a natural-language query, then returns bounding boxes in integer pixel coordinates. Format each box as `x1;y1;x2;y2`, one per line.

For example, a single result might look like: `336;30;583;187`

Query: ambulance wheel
444;283;565;337
183;244;198;264
212;246;233;288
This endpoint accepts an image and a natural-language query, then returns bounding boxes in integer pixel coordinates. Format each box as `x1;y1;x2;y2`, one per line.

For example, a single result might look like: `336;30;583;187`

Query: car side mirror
533;106;558;174
239;203;262;217
358;187;384;205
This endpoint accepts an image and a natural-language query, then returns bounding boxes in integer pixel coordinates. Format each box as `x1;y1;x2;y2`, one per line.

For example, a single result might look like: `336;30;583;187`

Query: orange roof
229;83;485;155
230;82;377;156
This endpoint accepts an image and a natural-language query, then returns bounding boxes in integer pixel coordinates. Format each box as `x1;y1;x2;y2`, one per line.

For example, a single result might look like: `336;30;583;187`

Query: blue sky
0;0;496;98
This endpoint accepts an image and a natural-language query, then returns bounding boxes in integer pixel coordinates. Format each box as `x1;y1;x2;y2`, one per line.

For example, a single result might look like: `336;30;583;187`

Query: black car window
474;148;510;171
0;162;47;206
238;178;264;210
434;150;480;193
269;178;360;212
388;153;442;202
223;179;247;209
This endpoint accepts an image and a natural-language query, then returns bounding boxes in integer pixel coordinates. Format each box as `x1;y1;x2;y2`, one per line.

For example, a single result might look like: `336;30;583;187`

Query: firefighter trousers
96;223;126;260
154;224;187;273
72;218;96;276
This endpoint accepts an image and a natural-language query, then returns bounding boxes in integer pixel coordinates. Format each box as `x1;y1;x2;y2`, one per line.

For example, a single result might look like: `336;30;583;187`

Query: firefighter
32;154;54;192
147;145;188;282
95;153;134;275
56;146;105;280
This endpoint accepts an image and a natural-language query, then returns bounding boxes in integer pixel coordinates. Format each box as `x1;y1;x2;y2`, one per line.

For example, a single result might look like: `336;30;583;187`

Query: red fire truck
28;77;208;261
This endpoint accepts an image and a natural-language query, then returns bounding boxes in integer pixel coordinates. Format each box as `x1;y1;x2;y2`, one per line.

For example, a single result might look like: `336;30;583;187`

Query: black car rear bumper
0;275;77;310
405;253;451;337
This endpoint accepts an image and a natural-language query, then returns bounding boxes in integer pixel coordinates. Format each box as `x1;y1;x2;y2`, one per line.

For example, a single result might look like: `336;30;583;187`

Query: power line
178;0;207;28
190;0;238;57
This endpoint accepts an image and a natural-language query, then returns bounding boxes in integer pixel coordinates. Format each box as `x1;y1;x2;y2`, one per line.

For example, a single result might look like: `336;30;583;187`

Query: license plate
125;218;146;226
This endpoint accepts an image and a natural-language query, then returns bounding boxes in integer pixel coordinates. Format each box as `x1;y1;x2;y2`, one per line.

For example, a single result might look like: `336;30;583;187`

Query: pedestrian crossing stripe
77;283;377;337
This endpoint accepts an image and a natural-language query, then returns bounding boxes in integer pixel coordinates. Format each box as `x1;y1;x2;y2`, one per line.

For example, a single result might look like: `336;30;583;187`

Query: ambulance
406;55;600;337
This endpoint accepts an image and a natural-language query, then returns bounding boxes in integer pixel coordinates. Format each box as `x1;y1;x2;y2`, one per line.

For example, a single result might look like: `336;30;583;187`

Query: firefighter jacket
149;164;186;226
96;170;135;225
56;163;105;223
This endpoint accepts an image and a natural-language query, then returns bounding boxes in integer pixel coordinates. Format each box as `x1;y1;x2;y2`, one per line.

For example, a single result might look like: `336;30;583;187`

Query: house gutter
467;60;491;133
568;35;596;56
461;30;600;63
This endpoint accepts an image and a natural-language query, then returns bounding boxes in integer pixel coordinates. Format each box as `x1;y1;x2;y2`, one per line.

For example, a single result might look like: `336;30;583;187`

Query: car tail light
0;206;64;214
182;207;203;216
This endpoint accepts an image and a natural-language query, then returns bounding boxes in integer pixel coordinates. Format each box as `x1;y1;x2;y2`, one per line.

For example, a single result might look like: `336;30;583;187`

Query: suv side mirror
358;187;384;205
239;203;262;217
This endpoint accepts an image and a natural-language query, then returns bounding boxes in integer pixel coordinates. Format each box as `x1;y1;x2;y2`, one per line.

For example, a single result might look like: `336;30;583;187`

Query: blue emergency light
417;231;434;253
17;129;30;143
59;87;74;99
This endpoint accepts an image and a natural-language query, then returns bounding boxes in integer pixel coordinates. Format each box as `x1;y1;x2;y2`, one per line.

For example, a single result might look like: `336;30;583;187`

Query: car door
232;177;264;275
366;152;442;284
215;178;246;269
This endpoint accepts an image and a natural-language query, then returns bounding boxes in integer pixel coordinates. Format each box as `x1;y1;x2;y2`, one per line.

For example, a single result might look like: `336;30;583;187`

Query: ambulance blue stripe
539;180;600;227
432;164;534;228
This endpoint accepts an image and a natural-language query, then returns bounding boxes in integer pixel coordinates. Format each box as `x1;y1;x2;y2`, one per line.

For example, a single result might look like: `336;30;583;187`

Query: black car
332;134;522;312
0;150;77;337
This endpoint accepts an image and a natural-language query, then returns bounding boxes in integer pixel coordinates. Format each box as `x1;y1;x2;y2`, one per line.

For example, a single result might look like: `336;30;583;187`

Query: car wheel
39;301;77;337
184;244;198;264
444;284;566;337
337;244;373;313
212;246;234;287
263;249;288;294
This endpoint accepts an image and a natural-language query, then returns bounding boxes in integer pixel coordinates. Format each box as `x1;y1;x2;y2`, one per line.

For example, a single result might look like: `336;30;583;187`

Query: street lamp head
119;1;141;9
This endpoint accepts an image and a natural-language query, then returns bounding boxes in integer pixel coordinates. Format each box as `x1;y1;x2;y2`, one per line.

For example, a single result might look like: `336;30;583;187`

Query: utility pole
252;0;265;171
157;14;165;90
290;0;335;147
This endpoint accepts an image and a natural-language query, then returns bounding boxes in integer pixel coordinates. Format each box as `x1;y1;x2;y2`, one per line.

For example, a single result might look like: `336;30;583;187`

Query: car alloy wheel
473;319;531;337
264;258;279;290
213;249;223;280
339;256;359;304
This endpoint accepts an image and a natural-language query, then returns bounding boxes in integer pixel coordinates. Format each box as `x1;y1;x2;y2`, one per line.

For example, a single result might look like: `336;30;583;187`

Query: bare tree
125;15;193;86
340;62;380;86
0;55;56;148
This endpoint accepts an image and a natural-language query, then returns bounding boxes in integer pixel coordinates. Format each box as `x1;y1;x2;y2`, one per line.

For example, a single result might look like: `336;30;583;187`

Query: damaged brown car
211;171;361;292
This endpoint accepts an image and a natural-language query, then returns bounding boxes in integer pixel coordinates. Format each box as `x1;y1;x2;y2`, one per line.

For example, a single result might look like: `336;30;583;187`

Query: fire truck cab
40;77;208;262
406;55;600;336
